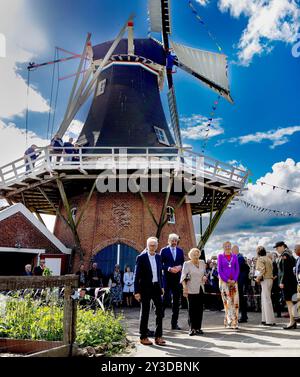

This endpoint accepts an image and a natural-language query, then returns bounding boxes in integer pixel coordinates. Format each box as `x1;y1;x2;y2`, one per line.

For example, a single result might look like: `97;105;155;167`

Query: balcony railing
0;146;249;189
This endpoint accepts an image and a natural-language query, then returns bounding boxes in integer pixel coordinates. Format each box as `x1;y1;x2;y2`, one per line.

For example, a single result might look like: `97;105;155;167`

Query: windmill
0;1;248;275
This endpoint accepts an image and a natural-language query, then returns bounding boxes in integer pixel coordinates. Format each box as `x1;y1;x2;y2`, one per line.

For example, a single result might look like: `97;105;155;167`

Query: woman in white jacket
123;265;134;307
180;248;207;336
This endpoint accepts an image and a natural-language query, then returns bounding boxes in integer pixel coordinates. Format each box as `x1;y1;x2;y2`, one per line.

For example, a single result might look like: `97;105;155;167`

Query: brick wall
0;212;62;254
54;192;197;272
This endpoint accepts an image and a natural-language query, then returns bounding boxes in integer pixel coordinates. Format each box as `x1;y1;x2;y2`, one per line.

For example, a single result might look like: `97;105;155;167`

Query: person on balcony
50;134;64;163
63;137;74;162
24;144;39;173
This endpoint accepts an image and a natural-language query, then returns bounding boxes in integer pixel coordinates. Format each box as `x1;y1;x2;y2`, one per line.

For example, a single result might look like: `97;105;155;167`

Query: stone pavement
118;307;300;357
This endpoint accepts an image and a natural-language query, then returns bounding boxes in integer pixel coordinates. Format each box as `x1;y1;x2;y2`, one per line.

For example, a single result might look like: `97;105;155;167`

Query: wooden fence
0;275;78;355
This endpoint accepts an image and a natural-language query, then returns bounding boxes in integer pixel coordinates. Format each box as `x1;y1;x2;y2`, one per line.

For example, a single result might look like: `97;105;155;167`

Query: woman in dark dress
109;264;123;307
274;241;297;329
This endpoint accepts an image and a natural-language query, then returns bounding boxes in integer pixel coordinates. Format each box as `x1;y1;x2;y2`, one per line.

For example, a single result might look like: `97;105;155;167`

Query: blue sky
1;0;300;255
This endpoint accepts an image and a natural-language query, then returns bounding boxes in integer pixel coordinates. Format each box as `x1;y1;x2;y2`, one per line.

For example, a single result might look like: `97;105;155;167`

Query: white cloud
0;118;84;167
0;120;48;166
180;115;224;140
227;159;247;171
218;0;300;65
203;225;300;258
65;120;84;141
195;0;210;5
217;125;300;148
197;158;300;257
0;0;49;119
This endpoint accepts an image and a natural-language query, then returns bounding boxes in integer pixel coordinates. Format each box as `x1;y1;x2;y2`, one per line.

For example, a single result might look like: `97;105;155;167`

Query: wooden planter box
0;338;72;357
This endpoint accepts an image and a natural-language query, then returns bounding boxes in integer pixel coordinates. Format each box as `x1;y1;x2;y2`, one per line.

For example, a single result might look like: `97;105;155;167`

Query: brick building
0;203;71;275
54;191;196;279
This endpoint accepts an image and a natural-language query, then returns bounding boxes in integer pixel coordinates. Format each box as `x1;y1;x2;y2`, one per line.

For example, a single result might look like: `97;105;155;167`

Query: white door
44;258;61;276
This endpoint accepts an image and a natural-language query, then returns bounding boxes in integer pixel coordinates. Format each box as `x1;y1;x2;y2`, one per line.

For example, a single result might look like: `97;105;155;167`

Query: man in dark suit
160;233;185;330
232;245;250;323
134;237;166;346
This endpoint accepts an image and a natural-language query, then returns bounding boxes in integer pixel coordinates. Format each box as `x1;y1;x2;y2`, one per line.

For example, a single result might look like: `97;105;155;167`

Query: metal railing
0;146;248;189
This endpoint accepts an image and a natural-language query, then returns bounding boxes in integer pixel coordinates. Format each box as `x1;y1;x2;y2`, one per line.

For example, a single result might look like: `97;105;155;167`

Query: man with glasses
134;237;166;346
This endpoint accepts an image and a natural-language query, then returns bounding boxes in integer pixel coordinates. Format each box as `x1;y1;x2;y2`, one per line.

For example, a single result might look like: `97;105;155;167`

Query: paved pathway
118;307;300;357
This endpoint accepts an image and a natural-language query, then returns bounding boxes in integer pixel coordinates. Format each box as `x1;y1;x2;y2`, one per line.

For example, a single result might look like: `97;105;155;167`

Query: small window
166;206;175;224
96;78;106;96
154;126;170;146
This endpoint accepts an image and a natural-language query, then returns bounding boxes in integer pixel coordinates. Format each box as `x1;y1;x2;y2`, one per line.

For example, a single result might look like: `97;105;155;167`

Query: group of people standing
134;233;206;346
23;134;80;173
133;236;300;347
76;262;135;307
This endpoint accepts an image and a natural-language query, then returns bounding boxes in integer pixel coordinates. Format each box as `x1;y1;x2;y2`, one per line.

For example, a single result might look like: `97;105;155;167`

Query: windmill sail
170;41;233;103
148;0;172;34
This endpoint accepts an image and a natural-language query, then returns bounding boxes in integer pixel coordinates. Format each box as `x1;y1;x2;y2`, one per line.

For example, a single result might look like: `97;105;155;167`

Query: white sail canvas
170;41;231;101
148;0;163;33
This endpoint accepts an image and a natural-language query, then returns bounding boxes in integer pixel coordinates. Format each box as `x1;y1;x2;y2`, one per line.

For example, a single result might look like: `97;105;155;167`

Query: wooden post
63;284;73;345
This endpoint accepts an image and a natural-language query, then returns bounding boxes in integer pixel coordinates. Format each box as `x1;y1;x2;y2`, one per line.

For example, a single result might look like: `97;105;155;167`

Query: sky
0;0;300;257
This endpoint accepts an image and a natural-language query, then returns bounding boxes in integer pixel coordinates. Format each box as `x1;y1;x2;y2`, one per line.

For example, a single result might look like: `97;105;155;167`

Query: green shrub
76;308;125;352
0;294;126;355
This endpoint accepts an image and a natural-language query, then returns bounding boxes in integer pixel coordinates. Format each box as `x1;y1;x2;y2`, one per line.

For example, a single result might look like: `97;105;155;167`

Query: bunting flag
187;1;223;52
258;181;300;195
234;198;300;218
201;94;221;153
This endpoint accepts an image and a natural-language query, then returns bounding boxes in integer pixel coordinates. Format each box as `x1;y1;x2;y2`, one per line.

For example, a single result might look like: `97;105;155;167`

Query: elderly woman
180;248;207;336
255;247;275;326
218;241;240;329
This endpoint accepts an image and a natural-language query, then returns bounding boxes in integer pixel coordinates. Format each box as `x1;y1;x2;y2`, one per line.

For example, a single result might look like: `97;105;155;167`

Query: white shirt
171;247;177;261
147;251;158;283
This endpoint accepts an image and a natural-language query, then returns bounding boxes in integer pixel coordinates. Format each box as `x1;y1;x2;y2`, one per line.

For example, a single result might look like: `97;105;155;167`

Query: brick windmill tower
0;1;248;277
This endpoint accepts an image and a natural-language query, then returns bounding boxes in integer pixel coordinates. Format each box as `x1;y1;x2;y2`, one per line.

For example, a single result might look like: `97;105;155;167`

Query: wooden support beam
38;187;69;229
138;191;158;227
56;178;84;261
197;193;234;250
5;176;58;197
34;210;46;227
75;179;97;229
208;189;216;238
156;173;174;240
200;213;203;239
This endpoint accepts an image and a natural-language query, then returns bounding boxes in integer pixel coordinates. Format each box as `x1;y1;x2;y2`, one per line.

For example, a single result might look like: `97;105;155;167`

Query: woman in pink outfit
217;241;240;329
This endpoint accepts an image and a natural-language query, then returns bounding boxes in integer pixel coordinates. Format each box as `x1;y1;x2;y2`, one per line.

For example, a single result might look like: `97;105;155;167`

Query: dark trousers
163;279;181;327
139;283;163;339
272;289;282;317
187;288;204;330
238;281;248;320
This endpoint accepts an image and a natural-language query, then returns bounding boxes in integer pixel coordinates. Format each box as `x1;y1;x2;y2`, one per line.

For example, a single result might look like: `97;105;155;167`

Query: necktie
172;248;176;261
